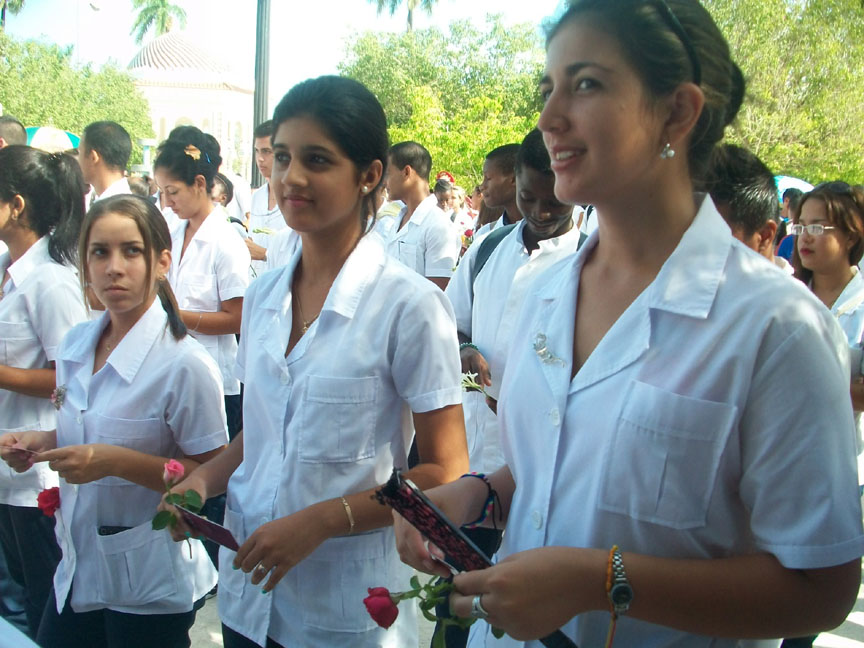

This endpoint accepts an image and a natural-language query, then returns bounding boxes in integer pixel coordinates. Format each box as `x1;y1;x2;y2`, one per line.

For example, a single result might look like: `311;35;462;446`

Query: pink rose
162;459;185;486
37;487;60;517
363;587;399;629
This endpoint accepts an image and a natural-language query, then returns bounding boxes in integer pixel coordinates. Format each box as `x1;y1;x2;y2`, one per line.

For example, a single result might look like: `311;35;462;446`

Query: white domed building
128;32;254;178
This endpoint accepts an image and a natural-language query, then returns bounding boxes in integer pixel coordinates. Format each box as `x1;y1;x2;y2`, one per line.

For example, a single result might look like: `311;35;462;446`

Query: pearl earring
361;186;369;194
660;143;676;159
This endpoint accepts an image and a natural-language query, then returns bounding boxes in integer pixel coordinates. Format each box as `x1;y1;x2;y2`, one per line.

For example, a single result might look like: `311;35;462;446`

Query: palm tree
370;0;437;32
130;0;187;44
0;0;25;32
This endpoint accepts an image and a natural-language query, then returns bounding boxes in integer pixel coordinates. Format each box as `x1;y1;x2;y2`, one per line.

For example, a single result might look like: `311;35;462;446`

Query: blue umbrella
775;175;813;202
25;127;81;153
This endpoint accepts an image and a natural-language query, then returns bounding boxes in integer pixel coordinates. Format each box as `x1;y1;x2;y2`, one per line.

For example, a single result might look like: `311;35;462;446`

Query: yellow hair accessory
184;145;201;161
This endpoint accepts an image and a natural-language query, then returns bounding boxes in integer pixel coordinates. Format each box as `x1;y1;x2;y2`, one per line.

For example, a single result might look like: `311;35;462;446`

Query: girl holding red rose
2;195;228;647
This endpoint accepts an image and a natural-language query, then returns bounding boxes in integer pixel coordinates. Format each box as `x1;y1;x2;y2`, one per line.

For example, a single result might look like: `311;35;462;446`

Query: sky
6;0;566;112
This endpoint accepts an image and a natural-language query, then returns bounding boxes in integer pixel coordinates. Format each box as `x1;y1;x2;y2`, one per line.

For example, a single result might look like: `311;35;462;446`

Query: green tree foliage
705;0;864;183
369;0;437;32
131;0;187;45
0;33;154;164
0;0;25;32
340;16;544;187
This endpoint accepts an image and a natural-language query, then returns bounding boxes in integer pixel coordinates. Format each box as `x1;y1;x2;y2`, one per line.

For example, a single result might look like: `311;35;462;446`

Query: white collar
6;237;54;288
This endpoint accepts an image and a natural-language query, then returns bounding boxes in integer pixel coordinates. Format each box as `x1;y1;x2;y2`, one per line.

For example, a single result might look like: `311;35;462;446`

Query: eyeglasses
789;224;837;236
647;0;702;85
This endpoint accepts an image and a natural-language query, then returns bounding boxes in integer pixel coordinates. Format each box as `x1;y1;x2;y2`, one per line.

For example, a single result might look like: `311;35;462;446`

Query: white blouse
51;299;228;614
218;233;462;647
0;237;87;506
384;194;461;278
469;196;864;648
169;209;251;395
248;183;287;278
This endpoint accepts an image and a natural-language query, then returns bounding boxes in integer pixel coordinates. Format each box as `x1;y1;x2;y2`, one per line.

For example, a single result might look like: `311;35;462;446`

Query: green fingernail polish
184;532;191;538
261;589;268;595
232;564;239;570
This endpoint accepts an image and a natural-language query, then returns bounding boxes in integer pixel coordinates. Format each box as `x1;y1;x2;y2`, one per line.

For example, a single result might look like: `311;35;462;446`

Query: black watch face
611;583;633;604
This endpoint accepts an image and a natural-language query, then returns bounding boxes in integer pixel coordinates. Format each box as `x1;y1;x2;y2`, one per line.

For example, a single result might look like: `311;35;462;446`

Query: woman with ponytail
1;194;228;647
0;146;88;638
396;2;864;646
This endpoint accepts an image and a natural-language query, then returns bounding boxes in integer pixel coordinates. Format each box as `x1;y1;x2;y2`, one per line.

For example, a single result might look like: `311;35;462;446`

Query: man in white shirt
383;141;460;290
78;121;132;203
473;143;522;240
246;120;289;276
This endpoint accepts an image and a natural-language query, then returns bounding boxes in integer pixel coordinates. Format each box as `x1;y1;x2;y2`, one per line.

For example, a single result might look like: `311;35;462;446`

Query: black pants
781;637;817;647
37;587;202;648
222;622;285;648
0;503;61;638
432;527;504;648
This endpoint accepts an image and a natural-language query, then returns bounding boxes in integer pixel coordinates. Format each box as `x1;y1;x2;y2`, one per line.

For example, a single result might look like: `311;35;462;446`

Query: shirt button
76;415;82;424
532;510;543;529
549;408;560;426
280;373;289;386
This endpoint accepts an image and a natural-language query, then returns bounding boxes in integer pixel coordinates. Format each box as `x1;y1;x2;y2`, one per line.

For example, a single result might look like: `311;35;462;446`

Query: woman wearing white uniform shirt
164;76;468;648
2;195;228;647
154;127;250;438
396;2;864;647
0;146;88;638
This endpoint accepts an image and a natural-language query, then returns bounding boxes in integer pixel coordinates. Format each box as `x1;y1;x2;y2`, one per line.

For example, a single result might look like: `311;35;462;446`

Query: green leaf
431;625;447;648
410;574;421;590
421;606;439;623
491;626;506;638
183;489;203;512
419;598;437;611
165;493;184;505
151;510;174;530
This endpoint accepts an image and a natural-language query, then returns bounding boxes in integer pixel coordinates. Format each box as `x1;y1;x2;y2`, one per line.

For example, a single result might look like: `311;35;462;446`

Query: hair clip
184;145;201;161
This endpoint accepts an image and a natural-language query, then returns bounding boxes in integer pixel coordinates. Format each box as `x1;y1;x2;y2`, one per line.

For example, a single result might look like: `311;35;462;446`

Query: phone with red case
176;505;240;551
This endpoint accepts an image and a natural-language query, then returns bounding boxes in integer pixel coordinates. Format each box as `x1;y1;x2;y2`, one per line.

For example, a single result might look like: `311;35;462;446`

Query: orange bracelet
604;545;620;648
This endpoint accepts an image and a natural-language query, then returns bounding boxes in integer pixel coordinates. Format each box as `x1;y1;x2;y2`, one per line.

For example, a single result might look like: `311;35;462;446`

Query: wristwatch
608;548;634;616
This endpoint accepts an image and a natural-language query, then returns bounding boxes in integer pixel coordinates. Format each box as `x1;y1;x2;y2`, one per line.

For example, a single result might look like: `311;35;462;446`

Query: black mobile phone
98;526;131;536
375;469;578;648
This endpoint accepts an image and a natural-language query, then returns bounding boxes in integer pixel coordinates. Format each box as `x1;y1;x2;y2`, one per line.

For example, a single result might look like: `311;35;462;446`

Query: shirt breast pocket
181;272;219;311
93;414;163;486
396;241;420;272
598;381;738;529
0;319;37;366
299;375;379;463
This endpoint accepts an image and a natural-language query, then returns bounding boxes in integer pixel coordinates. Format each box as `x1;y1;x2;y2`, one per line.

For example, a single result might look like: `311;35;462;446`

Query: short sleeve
29;270;87;362
215;235;251;302
422;217;460;278
166;344;229;456
444;241;480;338
740;315;864;569
391;287;462;413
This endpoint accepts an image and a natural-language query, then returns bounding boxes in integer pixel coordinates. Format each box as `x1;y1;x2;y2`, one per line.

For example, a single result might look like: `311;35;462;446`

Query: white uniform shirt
473;213;507;241
384;194;460;278
218;234;462;647
469;196;864;648
248;183;287;278
93;177;131;202
168;209;251;395
50;299;227;614
0;238;87;506
263;227;300;272
225;172;252;224
445;220;583;472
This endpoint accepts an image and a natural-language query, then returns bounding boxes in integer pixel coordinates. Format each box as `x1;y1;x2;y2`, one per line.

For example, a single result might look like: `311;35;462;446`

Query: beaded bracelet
460;472;499;529
459;342;480;353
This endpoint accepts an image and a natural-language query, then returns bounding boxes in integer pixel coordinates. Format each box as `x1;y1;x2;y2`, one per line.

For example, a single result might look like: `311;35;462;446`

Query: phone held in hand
176;505;240;551
375;469;579;648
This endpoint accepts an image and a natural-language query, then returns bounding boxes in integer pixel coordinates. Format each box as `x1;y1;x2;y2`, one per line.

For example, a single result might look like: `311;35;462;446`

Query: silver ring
469;594;489;620
254;563;268;575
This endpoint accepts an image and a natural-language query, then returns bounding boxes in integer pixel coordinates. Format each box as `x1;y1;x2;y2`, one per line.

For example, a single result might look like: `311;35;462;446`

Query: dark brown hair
79;195;187;340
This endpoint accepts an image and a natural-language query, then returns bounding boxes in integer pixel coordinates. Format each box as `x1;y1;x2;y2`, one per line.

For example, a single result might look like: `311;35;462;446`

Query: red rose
363;587;399;629
464;229;474;238
37;486;60;517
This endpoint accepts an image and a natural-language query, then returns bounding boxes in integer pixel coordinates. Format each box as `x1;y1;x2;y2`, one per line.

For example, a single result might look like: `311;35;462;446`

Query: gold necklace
293;288;319;334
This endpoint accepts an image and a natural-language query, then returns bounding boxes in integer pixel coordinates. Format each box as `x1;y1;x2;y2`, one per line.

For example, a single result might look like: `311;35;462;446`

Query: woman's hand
0;430;56;472
158;471;211;542
234;504;331;593
393;511;453;579
449;546;601;641
35;444;116;484
460;347;492;388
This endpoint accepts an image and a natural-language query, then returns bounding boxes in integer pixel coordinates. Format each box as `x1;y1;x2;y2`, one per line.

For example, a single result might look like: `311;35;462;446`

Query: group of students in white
1;1;864;647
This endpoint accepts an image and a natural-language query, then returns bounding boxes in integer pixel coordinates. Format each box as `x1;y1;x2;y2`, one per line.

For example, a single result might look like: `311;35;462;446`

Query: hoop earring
660;143;676;160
